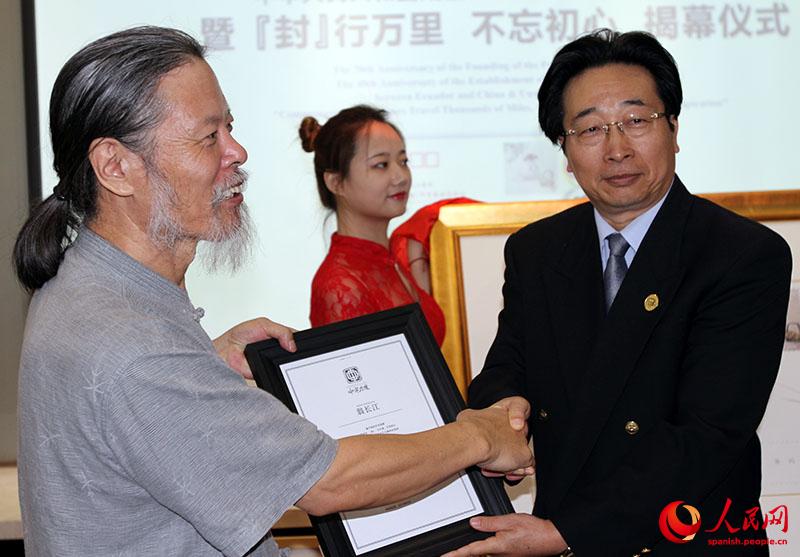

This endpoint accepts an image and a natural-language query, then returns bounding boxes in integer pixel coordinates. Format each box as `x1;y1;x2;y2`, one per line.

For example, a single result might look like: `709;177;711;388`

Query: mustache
211;168;249;206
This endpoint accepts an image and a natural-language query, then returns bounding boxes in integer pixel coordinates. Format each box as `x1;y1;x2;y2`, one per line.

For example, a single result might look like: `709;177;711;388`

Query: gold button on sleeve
537;408;549;421
625;420;640;435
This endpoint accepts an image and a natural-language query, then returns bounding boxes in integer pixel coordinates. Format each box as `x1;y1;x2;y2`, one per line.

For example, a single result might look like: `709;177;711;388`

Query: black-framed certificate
245;304;514;557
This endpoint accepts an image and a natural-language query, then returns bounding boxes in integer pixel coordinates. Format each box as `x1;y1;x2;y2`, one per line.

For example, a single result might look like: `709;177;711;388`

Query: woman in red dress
300;105;446;345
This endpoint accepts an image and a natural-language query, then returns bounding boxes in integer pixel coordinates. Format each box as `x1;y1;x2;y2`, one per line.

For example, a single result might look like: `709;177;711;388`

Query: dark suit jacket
469;178;791;556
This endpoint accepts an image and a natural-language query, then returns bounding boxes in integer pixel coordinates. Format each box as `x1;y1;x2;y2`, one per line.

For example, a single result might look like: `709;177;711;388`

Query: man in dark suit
444;29;791;557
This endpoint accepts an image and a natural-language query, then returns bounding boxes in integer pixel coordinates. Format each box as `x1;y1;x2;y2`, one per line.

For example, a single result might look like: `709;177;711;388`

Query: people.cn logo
659;501;702;543
343;366;362;384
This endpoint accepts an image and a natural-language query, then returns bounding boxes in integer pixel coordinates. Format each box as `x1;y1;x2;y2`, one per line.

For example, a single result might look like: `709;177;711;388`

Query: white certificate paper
280;334;484;554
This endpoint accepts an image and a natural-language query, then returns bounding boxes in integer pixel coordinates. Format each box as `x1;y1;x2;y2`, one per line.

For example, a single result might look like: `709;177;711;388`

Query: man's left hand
213;318;296;379
441;514;567;557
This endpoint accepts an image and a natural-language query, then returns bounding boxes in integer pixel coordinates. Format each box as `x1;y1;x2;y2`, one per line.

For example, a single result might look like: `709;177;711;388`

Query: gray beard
147;168;255;274
196;201;254;274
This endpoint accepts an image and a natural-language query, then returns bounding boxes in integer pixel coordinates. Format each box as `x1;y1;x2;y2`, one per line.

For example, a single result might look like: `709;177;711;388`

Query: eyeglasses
563;111;667;147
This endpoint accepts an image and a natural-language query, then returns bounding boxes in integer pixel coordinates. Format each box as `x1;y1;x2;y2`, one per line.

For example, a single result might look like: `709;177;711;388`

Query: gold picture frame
430;189;800;396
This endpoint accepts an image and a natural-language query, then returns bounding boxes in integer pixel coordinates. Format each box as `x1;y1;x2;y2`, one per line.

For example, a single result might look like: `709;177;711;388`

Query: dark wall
0;0;31;462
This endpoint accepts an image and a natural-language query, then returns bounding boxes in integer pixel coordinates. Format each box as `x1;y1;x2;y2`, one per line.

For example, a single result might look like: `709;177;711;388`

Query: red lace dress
389;197;476;269
310;233;446;345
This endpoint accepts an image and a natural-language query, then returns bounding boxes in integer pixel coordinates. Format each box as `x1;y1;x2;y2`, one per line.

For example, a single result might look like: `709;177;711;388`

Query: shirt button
625;420;640;435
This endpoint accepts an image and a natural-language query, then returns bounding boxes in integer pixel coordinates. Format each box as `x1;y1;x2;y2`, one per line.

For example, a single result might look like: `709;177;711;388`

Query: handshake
297;396;534;516
296;393;565;557
217;317;533;477
455;395;534;478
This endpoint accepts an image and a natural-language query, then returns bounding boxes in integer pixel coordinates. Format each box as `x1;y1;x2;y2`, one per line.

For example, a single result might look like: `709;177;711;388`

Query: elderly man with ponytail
14;26;533;557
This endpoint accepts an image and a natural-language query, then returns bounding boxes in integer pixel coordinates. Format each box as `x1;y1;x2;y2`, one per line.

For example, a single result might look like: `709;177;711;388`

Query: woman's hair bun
299;116;321;153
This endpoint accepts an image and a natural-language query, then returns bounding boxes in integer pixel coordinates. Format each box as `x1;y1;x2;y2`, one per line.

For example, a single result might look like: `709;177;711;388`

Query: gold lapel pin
644;294;659;312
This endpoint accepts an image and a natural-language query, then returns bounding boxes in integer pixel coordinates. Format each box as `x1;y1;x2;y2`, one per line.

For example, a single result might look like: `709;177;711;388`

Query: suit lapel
542;204;605;410
545;178;695;512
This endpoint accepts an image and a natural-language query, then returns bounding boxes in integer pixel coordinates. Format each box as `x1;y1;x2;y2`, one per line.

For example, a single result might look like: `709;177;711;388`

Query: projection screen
27;0;798;335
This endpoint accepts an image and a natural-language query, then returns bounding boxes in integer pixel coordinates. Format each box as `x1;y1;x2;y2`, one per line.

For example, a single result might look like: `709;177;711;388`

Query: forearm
468;366;525;410
297;421;488;515
468;324;528;410
469;237;528;409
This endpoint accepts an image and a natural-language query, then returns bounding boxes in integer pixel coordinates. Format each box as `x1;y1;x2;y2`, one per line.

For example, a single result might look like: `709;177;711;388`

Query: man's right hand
491;396;531;433
299;397;533;515
456;405;534;476
477;396;533;481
